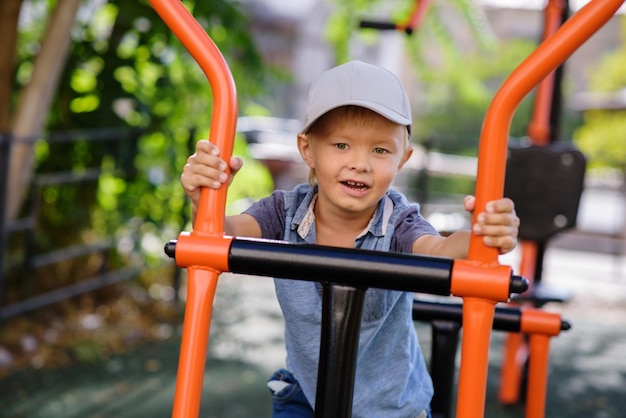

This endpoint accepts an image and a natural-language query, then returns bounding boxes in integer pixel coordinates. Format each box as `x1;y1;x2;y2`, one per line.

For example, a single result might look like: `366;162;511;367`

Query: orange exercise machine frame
411;299;570;418
498;0;569;408
148;0;624;417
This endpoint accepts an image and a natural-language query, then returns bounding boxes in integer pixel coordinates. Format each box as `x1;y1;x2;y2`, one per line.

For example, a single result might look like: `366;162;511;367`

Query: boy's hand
181;140;243;210
464;195;519;255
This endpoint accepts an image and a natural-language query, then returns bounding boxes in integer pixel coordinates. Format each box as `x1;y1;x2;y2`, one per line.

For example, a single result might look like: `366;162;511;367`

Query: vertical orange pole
525;334;551;417
518;240;539;281
172;268;218;416
520;309;564;418
498;332;529;404
456;1;624;417
498;240;537;404
526;0;567;146
148;1;237;418
457;297;497;417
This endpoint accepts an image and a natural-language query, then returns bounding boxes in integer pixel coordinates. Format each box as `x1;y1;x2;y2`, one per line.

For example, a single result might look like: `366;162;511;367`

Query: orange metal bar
451;260;512;418
457;297;496;417
148;0;237;237
451;260;512;301
518;239;539;281
456;1;624;417
174;232;232;271
498;332;528;404
526;0;567;145
525;334;552;418
498;239;536;405
521;308;564;418
172;266;219;417
500;0;565;406
148;1;238;418
498;0;564;405
521;308;563;336
399;0;432;33
468;0;624;263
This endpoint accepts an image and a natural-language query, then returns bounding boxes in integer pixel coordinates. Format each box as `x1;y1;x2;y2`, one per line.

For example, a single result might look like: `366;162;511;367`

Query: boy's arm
412;231;471;259
412;196;519;258
224;213;263;238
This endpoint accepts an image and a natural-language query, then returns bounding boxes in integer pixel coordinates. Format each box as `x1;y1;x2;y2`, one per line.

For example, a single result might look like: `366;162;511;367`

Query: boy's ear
297;133;315;168
397;146;413;171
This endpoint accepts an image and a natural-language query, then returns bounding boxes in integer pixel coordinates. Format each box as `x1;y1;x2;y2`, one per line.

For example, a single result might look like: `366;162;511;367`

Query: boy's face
298;110;412;218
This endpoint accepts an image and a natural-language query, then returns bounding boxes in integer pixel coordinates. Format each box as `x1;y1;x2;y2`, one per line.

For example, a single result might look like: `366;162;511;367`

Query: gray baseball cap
302;60;412;135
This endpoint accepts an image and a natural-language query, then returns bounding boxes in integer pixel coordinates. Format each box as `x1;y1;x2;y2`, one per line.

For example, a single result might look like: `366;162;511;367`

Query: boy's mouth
341;180;369;191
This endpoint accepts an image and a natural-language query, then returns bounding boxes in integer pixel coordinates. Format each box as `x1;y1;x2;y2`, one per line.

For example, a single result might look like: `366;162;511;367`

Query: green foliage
409;38;537;154
324;0;536;155
575;110;626;170
574;19;626;170
15;0;275;267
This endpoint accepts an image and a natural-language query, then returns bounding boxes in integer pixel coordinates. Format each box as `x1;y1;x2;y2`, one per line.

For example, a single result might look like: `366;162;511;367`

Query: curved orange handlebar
149;0;237;236
468;0;625;263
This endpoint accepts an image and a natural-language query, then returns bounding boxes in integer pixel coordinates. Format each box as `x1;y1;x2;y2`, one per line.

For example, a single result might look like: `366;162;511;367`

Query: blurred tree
0;0;278;294
1;0;273;229
1;0;81;221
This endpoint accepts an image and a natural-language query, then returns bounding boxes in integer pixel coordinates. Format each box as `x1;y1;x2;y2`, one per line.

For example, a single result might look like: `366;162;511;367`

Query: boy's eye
374;147;388;154
335;143;348;150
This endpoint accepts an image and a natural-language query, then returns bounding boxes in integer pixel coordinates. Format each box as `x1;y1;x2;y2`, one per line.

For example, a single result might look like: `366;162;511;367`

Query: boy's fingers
230;156;244;172
478;212;520;227
474;223;518;236
485;198;515;213
482;235;516;254
463;195;476;212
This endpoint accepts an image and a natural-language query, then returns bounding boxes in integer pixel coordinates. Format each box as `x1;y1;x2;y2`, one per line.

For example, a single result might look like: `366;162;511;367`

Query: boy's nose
348;152;370;171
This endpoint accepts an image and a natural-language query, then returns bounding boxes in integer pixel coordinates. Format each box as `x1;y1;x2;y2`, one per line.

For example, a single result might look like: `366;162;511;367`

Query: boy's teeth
345;181;366;188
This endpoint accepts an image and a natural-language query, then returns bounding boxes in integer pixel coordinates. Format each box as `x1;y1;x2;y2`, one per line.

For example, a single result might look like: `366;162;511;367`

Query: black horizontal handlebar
359;20;397;30
358;20;414;35
166;237;528;296
412;299;572;332
229;237;453;295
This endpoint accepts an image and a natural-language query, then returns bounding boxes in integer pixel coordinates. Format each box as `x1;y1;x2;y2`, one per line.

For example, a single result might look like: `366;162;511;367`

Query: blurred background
1;0;625;417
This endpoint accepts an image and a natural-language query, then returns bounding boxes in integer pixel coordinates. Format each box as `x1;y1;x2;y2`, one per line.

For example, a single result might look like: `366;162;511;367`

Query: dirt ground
1;245;625;418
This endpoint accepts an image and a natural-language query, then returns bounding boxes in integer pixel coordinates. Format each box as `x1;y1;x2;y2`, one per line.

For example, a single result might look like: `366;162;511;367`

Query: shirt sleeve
243;190;286;240
392;205;439;254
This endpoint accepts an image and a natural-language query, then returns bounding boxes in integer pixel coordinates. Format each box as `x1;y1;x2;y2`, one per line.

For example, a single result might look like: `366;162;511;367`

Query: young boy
181;60;519;418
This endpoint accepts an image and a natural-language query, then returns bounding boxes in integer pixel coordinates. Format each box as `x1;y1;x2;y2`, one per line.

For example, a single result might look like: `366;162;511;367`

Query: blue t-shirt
244;183;438;417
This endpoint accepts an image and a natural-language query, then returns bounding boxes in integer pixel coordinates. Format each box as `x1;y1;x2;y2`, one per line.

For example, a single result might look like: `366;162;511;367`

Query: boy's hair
301;60;412;135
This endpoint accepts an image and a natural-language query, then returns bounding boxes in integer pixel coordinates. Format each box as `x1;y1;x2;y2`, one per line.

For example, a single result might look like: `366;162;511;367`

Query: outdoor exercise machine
500;0;586;407
362;0;590;415
148;0;624;417
412;298;571;418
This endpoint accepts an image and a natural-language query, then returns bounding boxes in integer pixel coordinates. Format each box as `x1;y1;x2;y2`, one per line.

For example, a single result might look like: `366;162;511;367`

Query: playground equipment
412;299;571;418
500;0;586;407
148;0;624;417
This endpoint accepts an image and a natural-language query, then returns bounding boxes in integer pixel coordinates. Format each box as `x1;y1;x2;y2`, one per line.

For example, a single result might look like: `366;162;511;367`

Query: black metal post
429;320;461;418
315;284;366;418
